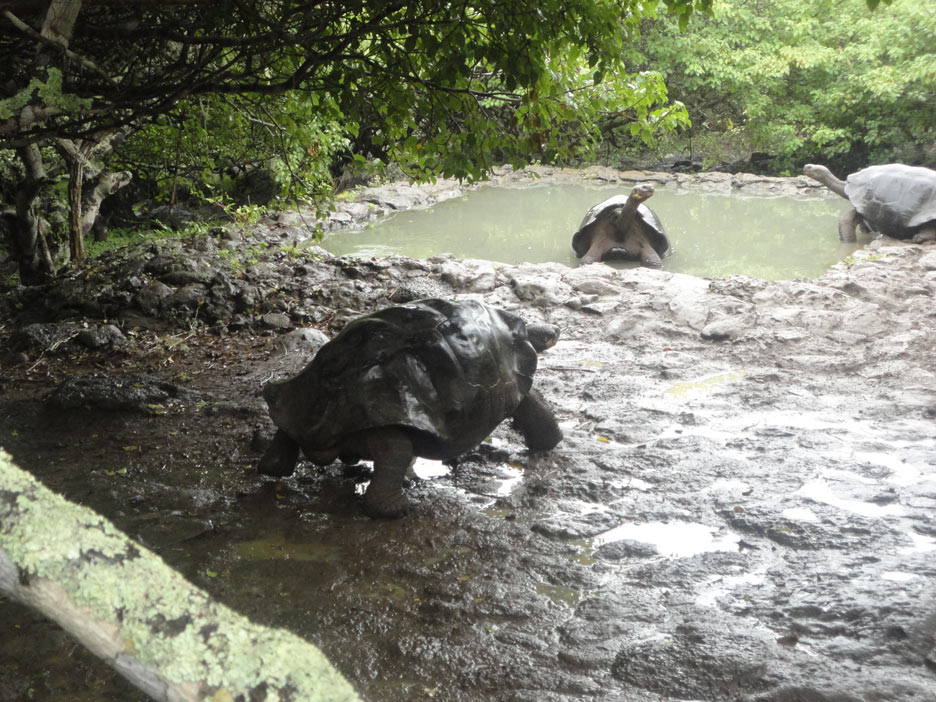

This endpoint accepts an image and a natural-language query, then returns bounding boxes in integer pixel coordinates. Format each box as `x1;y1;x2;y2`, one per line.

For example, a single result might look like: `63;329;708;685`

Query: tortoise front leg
512;389;563;451
838;208;861;243
360;428;415;518
640;244;663;269
258;429;300;477
579;220;617;264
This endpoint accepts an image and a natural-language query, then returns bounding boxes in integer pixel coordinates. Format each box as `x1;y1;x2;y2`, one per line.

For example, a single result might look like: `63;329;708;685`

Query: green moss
86;226;187;260
0;449;361;701
0;68;92;120
235;533;344;563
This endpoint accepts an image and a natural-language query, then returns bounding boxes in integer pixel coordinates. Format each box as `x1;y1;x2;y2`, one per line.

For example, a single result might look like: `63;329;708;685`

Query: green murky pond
321;184;858;280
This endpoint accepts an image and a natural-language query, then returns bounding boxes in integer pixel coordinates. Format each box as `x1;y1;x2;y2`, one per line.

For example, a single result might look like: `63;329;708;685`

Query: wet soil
1;168;935;701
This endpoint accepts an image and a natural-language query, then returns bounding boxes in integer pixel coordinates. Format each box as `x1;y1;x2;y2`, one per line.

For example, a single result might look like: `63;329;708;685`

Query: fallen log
0;448;361;702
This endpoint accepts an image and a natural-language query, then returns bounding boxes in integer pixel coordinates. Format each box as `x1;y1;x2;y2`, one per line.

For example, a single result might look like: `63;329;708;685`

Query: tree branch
2;9;119;85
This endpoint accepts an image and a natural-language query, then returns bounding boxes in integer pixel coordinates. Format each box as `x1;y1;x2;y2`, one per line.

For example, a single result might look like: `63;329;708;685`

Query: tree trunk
83;169;132;242
13;144;55;284
55;132;131;266
41;0;82;47
68;156;86;260
5;0;84;283
0;449;362;702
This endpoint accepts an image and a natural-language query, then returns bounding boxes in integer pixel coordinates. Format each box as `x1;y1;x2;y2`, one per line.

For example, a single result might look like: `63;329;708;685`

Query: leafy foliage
1;0;715;281
2;0;711;179
113;93;349;205
318;0;709;181
630;0;934;169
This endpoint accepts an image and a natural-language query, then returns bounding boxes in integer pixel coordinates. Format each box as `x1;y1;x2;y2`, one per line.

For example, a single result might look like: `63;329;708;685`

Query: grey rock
149;205;195;229
159;268;215;286
135;280;173;315
439;259;498;292
701;315;751;341
167;283;208;309
260;312;292;330
48;373;200;411
10;321;82;354
266;327;330;355
76;324;126;350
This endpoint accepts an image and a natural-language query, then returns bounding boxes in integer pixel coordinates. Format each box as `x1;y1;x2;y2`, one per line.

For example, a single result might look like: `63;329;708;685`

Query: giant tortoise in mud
258;298;563;518
803;163;936;243
572;183;671;268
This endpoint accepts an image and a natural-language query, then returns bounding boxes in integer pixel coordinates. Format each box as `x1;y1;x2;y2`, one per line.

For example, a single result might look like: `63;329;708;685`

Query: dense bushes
625;0;935;173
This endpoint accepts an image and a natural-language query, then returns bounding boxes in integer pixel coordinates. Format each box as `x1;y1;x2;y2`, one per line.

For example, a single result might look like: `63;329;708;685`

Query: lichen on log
0;448;361;702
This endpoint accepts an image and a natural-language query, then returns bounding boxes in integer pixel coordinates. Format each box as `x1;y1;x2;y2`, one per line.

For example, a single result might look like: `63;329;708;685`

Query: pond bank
1;168;934;701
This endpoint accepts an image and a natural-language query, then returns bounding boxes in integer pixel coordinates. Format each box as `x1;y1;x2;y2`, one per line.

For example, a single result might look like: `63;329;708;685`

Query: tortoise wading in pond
803;163;936;243
572;183;671;268
258;298;563;518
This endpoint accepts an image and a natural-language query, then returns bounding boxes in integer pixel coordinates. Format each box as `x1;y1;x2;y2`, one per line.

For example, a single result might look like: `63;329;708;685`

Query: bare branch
4;9;120;85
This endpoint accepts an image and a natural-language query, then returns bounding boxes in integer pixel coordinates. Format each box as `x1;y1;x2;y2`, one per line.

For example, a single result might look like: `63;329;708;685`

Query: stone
260;312;292;330
10;322;82;354
266;328;330;355
76;324;126;350
135;280;173;315
48;373;200;411
701;315;751;341
439;259;498;292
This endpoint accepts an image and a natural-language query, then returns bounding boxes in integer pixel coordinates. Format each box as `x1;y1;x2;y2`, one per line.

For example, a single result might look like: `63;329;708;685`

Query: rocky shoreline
1;165;836;352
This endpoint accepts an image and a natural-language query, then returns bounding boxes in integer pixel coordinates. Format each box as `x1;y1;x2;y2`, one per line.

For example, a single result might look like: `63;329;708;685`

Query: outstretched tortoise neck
803;164;848;199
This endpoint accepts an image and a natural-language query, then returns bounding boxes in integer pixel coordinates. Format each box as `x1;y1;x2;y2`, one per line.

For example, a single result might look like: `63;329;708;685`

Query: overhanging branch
2;10;118;85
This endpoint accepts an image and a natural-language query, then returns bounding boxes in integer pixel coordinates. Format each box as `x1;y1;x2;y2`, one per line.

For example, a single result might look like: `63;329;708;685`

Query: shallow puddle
694;567;768;608
535;583;583;608
411;457;453;480
663;370;752;401
795;478;905;518
354;453;528;507
881;571;921;582
781;506;820;522
592;520;740;558
234;532;344;562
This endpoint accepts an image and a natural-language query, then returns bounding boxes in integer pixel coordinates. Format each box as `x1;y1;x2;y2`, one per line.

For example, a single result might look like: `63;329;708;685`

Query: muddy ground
1;168;935;701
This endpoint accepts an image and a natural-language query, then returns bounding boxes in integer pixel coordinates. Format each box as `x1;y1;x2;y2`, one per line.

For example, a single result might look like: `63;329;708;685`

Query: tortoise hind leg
912;224;936;244
512;389;563;451
630;226;662;269
360;428;414;519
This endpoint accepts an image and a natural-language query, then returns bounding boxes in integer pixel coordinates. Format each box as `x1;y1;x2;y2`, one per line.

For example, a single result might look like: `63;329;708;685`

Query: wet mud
1;169;935;701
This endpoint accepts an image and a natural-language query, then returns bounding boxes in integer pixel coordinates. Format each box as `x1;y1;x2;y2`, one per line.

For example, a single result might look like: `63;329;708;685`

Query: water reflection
592;520;740;558
321;184;859;280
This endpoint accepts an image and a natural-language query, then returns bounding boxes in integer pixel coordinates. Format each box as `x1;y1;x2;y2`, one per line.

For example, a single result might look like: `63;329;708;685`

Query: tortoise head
526;323;560;352
802;163;831;180
630;183;654;203
802;164;848;199
262;376;302;436
262;378;283;406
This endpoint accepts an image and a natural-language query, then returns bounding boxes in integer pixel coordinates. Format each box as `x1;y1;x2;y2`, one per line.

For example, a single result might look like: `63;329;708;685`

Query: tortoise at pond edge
258;298;563;518
572;183;671;268
803;163;936;243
